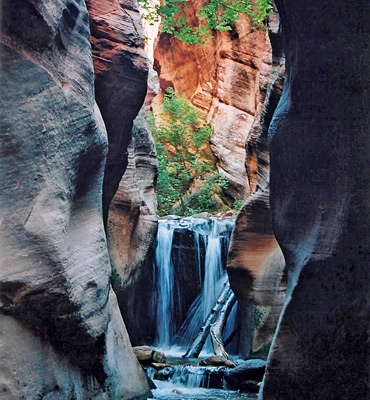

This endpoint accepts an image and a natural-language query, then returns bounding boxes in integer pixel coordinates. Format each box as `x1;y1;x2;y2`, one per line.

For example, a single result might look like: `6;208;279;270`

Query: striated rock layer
152;0;271;201
261;1;370;399
0;1;150;399
86;0;149;221
227;7;286;358
107;107;158;343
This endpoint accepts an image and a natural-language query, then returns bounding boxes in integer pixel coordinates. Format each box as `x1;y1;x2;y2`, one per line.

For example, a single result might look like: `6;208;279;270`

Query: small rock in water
151;363;172;370
152;350;166;363
191;211;210;219
166;215;182;220
171;389;182;394
154;366;175;381
199;355;236;368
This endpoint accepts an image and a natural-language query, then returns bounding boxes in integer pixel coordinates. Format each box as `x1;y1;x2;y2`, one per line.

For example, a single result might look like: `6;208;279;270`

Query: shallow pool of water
152;384;257;400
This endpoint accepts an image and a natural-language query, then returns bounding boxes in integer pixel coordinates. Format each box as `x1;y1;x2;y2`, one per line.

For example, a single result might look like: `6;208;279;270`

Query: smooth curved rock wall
261;1;370;398
0;1;150;398
86;0;149;221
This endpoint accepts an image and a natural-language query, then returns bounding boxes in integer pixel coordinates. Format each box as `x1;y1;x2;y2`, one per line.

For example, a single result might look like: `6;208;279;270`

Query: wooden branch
183;282;231;358
210;290;236;360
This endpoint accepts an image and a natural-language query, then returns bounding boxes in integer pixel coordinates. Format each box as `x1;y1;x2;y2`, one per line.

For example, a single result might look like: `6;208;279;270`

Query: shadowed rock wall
260;1;370;398
107;107;158;344
0;1;150;398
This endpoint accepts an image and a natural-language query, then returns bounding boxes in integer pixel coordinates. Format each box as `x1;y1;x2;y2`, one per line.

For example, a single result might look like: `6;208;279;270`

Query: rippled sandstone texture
86;0;149;221
261;1;370;399
0;1;150;399
152;0;271;201
227;8;286;358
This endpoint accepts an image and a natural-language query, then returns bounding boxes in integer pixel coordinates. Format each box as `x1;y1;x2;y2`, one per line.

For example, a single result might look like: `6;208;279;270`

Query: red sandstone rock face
86;0;149;220
0;1;150;399
227;8;286;358
153;3;270;200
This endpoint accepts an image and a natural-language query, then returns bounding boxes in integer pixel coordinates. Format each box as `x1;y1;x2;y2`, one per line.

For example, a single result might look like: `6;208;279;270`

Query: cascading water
149;216;260;400
152;216;237;353
154;222;175;346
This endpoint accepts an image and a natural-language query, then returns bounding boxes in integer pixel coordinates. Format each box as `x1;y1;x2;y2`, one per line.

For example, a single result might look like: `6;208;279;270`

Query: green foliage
149;88;227;216
233;199;244;210
139;0;273;44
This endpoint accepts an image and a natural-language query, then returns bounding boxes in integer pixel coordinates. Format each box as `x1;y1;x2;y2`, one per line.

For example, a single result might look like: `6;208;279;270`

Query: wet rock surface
200;355;236;368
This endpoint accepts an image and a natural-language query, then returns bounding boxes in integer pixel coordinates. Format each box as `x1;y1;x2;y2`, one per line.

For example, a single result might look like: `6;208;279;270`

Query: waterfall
154;221;175;346
152;217;236;353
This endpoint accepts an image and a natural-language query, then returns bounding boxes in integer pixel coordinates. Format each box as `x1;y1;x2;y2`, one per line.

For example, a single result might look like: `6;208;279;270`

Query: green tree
140;0;273;44
149;88;227;216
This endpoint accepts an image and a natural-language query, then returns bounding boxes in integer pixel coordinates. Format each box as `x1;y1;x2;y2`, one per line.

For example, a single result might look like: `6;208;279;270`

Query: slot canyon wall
227;6;286;359
86;0;158;345
260;0;370;399
0;0;151;399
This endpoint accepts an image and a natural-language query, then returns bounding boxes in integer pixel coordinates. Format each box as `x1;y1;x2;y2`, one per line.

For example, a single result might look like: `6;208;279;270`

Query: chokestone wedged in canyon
0;0;150;399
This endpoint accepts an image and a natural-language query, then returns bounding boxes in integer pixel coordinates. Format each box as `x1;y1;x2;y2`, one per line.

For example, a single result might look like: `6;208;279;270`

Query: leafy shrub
149;88;227;216
233;199;245;211
139;0;273;44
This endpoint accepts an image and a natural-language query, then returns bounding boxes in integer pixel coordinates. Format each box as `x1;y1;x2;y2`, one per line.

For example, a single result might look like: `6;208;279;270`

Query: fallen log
210;290;236;359
183;282;231;358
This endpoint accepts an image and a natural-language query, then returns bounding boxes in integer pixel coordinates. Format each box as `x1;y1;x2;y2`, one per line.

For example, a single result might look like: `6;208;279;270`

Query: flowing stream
150;217;253;399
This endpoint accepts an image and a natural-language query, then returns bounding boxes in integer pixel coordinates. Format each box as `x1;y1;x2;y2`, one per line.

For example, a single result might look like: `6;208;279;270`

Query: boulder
133;346;154;362
200;355;236;368
224;359;266;391
152;350;167;364
152;367;175;381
